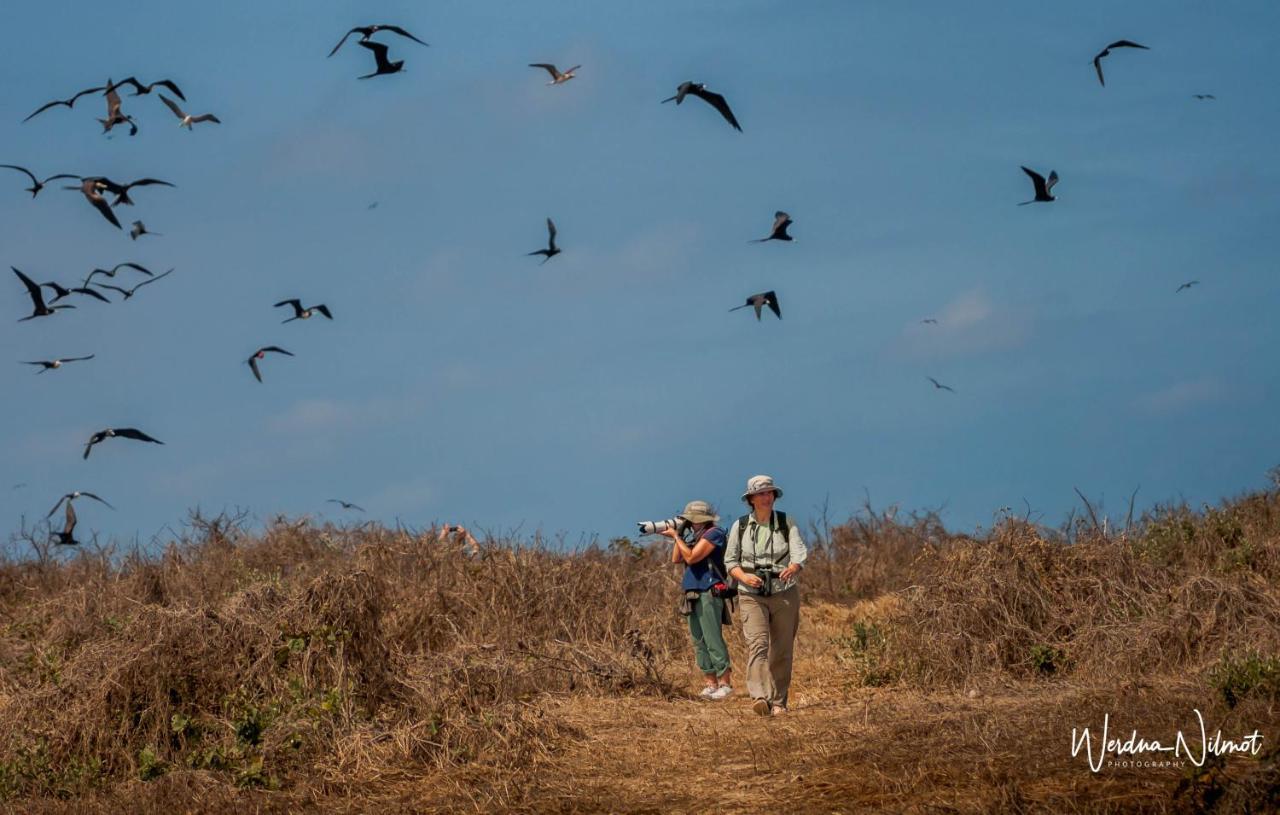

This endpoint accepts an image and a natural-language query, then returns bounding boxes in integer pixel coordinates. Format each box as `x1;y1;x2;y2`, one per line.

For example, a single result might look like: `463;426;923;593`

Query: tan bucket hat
741;474;783;503
678;500;720;524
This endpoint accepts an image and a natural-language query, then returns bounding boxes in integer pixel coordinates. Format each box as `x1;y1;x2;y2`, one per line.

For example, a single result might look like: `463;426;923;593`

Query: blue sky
3;1;1279;550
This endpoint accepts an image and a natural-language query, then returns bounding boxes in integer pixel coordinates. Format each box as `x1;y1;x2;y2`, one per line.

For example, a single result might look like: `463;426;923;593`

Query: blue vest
681;527;728;591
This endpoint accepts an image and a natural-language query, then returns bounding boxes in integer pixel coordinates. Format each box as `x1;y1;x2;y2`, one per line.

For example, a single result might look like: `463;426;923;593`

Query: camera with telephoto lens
754;565;779;597
636;517;691;535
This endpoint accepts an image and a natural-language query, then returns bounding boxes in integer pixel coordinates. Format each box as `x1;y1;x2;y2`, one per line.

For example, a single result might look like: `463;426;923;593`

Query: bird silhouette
93;268;173;301
927;376;956;393
23;85;106;122
159;94;221;129
1191;94;1216;100
920;318;938;324
98;81;138;136
729;291;781;321
12;267;75;321
357;40;405;78
326;499;365;512
77;176;175;208
23;355;95;373
750;211;794;243
329;24;428;57
51;500;80;546
71;178;122;229
130;221;160;241
83;427;164;459
0;165;78;198
527;218;561;263
662;81;742;131
105;77;186;101
1019;166;1058;205
42;281;111;304
1092;40;1149;87
275;299;333;323
47;490;114;519
247;346;294;383
1176;281;1199;293
83;262;153;286
529;63;580;85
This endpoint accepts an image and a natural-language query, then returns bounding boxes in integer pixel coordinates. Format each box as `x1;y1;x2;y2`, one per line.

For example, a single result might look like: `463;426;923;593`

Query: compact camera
636;517;691;535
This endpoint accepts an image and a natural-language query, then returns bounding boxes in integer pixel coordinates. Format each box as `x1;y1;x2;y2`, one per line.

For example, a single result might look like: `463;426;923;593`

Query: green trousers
687;590;731;677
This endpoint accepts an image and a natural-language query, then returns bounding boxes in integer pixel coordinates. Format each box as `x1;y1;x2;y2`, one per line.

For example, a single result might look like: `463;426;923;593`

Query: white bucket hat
678;500;720;524
741;474;783;503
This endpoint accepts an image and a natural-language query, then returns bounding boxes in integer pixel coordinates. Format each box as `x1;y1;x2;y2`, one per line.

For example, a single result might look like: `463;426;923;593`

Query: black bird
920;318;938;324
93;268;173;301
83;427;164;459
80;176;175;207
751;211;793;243
98;81;138;136
71;178;121;228
326;499;365;512
1192;94;1216;100
247;346;294;383
356;40;405;78
729;291;781;321
927;376;956;393
51;500;80;546
130;220;160;240
13;267;75;321
0;165;78;198
275;299;333;323
159;94;221;129
23;85;105;122
105;77;186;102
527;218;561;263
1019;166;1058;205
83;262;152;286
662;81;742;132
47;490;114;519
329;24;428;57
1092;40;1149;87
42;282;111;304
23;355;95;373
1176;280;1199;292
529;63;580;85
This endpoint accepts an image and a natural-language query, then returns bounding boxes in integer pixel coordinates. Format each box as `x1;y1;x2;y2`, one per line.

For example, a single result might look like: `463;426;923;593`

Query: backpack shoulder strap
736;514;750;546
774;510;790;543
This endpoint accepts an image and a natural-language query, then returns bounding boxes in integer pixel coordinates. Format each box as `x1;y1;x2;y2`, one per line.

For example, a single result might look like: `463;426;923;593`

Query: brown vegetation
2;484;1279;813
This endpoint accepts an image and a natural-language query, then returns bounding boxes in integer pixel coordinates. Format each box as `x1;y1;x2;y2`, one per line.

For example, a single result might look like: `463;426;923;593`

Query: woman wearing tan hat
660;500;734;700
724;475;807;715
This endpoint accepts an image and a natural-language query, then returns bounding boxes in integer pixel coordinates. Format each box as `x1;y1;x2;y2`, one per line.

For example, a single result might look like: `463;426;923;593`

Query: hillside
2;490;1279;813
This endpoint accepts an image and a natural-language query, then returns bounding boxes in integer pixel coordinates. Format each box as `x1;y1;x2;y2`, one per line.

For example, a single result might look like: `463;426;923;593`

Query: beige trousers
738;585;800;708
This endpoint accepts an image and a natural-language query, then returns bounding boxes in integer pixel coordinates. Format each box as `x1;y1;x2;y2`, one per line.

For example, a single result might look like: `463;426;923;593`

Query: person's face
750;490;776;513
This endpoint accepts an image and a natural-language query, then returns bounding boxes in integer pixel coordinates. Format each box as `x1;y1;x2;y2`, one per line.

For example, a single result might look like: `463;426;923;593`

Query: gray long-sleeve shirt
724;510;807;594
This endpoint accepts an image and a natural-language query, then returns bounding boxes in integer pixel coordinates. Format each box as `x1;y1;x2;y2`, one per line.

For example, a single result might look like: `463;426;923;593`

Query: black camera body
754;565;779;597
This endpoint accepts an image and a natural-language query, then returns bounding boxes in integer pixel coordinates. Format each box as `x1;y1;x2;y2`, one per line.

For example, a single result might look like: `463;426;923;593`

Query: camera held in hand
754;565;779;597
637;517;691;535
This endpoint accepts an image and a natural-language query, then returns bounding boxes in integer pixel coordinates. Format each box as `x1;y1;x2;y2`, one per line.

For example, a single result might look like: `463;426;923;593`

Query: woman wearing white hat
660;500;734;700
724;475;807;715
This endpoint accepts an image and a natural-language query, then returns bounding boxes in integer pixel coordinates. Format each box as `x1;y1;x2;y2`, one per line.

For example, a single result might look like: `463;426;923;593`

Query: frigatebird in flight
247;346;294;383
527;218;561;263
1093;40;1149;87
47;491;114;518
328;24;428;57
730;291;781;321
1019;166;1058;205
93;268;173;301
662;81;742;132
83;427;164;459
529;63;580;85
275;299;333;323
22;355;95;373
0;165;78;198
927;377;956;393
751;211;794;243
12;268;75;321
23;85;105;122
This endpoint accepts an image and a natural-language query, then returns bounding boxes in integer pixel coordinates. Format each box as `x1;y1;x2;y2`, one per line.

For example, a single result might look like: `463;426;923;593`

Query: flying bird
750;211;794;243
1019;166;1058;205
328;24;428;57
51;500;80;546
83;427;164;459
98;81;138;136
42;281;111;304
247;346;294;383
1092;40;1149;87
92;268;173;301
84;176;175;207
274;299;333;323
662;82;742;132
357;40;405;78
927;376;956;393
105;77;186;101
1176;280;1199;292
0;165;78;198
12;267;75;321
23;355;95;373
326;499;365;512
1192;94;1216;100
71;178;121;228
47;491;114;519
23;85;105;122
83;262;152;286
130;221;159;241
729;291;781;321
529;63;580;85
920;318;938;324
158;94;221;129
527;218;561;263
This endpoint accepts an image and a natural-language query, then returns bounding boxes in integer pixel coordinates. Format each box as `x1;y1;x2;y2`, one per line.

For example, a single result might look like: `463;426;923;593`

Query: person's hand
779;564;800;581
742;573;764;589
659;527;681;541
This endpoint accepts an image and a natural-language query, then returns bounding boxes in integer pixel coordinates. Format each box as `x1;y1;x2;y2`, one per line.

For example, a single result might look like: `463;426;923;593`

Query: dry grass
1;486;1279;813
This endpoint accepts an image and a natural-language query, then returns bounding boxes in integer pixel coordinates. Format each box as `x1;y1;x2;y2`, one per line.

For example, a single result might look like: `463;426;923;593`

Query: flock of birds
5;21;1218;546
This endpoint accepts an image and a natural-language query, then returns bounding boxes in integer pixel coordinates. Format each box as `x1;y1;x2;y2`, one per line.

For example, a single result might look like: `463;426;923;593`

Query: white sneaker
699;686;718;699
711;685;734;700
